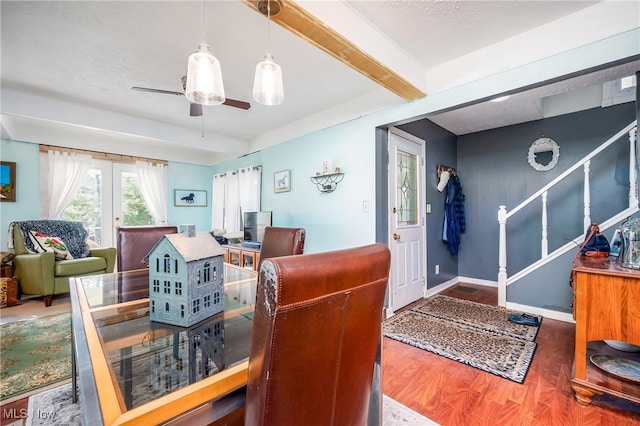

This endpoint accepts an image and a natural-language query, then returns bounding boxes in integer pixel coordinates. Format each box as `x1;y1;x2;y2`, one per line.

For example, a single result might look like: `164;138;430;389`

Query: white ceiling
1;1;638;164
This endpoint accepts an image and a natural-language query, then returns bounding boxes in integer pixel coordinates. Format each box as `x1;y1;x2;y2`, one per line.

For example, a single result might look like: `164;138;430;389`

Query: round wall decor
528;137;559;171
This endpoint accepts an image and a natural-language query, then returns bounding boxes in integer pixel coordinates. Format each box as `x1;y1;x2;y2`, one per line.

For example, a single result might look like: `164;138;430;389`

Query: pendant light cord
267;1;271;54
201;0;206;42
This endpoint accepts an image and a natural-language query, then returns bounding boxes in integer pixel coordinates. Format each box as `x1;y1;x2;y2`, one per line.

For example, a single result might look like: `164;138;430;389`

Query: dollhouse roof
150;232;225;262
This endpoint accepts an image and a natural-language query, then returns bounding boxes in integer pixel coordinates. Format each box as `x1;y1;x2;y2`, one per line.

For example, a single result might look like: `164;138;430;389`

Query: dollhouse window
151;300;155;313
204;294;211;308
153;279;160;293
175;282;182;295
213;291;220;305
181;304;185;318
192;299;201;313
164;281;171;294
164;255;171;273
197;270;201;284
165;302;170;312
175;259;178;273
204;262;211;282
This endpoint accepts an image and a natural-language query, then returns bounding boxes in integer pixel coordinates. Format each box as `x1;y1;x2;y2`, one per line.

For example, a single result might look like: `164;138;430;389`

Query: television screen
243;211;272;243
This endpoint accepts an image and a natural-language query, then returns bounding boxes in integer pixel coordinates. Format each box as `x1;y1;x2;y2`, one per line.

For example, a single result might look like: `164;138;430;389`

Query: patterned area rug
0;313;71;401
384;295;540;384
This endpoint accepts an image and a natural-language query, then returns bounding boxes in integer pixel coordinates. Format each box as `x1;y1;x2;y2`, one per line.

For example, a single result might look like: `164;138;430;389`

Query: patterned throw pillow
0;277;21;308
28;231;74;260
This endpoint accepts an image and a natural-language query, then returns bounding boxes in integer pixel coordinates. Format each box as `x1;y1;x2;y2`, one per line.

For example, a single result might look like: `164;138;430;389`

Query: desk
70;264;257;425
570;255;640;405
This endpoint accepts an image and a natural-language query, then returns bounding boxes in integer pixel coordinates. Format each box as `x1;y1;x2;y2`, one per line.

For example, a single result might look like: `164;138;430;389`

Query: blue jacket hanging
443;174;466;255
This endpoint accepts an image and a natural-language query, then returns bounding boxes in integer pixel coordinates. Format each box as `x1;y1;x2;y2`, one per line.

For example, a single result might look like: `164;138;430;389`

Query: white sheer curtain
238;166;262;214
226;171;241;233
135;161;168;225
47;150;92;219
211;173;226;230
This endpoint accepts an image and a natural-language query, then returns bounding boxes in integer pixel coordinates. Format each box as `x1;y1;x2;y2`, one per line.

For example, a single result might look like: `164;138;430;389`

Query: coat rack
437;164;456;179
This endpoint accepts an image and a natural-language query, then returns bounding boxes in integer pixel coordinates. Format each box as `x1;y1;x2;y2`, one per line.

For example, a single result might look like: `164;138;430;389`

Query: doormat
0;313;71;401
384;295;540;383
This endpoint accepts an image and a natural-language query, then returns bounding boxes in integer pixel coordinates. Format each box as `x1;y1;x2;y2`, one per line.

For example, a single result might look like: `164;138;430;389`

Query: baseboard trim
458;276;498;288
388;276;575;323
426;276;575;323
506;301;575;323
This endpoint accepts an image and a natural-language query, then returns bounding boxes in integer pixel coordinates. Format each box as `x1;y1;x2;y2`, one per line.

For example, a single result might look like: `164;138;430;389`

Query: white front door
388;128;426;312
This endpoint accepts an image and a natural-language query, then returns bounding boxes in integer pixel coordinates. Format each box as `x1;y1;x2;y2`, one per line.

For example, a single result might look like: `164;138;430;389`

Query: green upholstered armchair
10;220;116;306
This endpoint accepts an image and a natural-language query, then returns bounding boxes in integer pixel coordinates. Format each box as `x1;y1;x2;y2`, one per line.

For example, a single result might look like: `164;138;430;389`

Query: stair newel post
629;127;638;208
541;191;548;258
498;205;508;307
583;161;591;232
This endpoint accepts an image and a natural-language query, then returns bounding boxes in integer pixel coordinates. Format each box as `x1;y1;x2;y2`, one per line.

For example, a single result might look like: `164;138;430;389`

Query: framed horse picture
274;169;291;193
174;189;207;207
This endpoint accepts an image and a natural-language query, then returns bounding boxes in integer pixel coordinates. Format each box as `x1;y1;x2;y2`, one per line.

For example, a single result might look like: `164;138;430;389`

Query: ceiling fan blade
190;103;203;117
132;86;184;96
223;98;251;110
134;83;250;112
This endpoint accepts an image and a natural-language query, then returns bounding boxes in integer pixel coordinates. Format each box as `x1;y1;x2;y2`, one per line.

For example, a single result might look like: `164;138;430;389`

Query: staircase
497;121;638;307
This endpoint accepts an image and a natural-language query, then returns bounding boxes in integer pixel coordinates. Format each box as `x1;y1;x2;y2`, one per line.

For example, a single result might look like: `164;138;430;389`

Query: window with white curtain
211;166;261;233
39;148;167;246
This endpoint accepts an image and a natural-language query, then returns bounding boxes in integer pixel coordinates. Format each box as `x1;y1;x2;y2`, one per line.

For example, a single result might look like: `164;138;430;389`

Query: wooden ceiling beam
242;0;426;102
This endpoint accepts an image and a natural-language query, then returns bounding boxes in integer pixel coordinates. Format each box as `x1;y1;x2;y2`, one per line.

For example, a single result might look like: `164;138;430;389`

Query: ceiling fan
132;76;251;117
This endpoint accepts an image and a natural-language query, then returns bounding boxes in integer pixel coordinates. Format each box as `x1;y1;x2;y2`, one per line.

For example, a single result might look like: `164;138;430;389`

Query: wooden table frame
70;266;257;425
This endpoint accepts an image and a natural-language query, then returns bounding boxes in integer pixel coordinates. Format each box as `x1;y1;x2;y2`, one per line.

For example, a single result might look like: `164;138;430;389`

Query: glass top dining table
69;264;257;425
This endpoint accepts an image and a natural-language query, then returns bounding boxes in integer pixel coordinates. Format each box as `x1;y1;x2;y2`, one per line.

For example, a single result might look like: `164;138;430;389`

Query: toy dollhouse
148;230;225;326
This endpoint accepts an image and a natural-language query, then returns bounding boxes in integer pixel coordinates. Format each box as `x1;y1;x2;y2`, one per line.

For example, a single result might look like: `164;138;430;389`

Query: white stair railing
497;122;637;307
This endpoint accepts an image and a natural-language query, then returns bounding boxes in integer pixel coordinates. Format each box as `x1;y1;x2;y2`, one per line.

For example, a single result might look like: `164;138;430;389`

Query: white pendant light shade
253;53;284;106
185;42;225;105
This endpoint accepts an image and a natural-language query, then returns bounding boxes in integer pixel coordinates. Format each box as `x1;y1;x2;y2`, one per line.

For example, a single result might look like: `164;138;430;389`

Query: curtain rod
39;145;168;166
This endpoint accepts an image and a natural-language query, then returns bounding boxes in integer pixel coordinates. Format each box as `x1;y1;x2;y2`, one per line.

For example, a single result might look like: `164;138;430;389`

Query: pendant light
185;0;225;105
253;0;284;106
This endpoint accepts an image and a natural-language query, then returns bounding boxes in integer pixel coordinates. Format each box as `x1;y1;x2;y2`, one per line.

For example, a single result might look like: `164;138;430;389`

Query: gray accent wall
457;103;635;285
396;102;635;311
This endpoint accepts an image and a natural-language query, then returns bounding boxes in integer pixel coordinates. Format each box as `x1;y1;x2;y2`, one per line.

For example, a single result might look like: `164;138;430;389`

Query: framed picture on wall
274;170;291;193
174;189;207;207
0;161;16;202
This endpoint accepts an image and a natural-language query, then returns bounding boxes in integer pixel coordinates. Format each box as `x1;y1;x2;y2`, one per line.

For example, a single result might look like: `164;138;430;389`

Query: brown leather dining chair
116;225;178;272
256;226;306;272
245;243;391;425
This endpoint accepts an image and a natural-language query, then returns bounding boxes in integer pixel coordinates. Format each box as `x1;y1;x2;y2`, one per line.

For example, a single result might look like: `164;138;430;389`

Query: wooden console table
570;255;640;405
222;244;260;271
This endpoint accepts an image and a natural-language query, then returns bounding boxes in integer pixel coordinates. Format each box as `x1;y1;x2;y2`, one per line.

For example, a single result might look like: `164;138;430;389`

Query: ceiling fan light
253;54;284;106
185;42;225;106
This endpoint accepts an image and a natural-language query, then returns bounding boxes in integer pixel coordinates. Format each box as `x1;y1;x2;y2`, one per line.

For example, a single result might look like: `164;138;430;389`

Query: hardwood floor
382;283;640;425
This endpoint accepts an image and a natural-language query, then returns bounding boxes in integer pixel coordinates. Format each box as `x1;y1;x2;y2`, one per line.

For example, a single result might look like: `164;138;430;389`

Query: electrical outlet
435;264;440;275
362;200;369;212
426;203;431;213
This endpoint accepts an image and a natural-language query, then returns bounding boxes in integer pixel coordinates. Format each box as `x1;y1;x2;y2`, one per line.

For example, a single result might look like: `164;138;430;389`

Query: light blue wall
0;139;41;250
213;117;378;254
167;162;213;232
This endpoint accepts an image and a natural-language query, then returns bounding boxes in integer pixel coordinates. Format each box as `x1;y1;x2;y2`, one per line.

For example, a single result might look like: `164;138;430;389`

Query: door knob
393;233;401;240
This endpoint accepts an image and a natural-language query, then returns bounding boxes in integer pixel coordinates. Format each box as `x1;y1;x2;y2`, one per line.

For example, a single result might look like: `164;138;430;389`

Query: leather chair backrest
246;243;391;426
116;226;178;272
256;226;305;272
